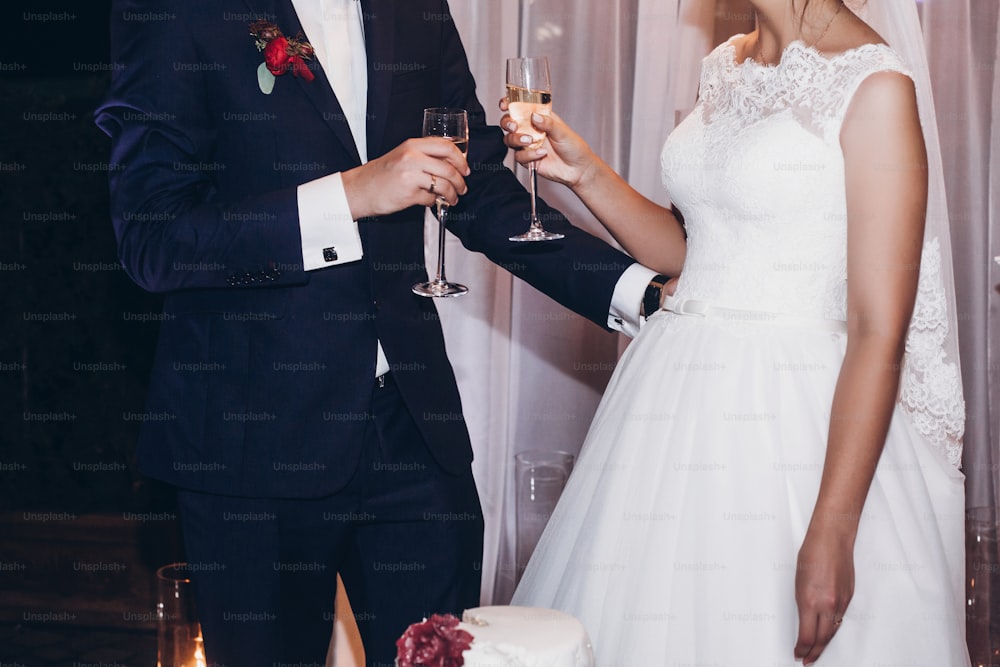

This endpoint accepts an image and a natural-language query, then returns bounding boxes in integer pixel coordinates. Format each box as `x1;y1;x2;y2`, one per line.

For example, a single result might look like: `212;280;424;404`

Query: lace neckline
723;34;891;71
698;34;911;143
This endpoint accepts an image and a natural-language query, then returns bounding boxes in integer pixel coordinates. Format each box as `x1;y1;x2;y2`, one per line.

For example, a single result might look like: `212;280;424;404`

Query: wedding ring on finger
429;174;437;195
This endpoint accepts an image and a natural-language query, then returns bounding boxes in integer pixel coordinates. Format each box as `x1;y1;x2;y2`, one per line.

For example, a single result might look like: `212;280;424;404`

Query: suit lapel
362;0;395;159
244;0;362;164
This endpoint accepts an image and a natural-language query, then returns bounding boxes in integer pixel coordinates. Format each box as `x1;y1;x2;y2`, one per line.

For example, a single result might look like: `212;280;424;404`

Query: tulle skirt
512;311;969;666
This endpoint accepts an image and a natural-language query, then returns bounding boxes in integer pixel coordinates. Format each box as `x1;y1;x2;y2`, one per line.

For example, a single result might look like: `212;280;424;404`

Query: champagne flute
412;107;470;298
506;56;564;242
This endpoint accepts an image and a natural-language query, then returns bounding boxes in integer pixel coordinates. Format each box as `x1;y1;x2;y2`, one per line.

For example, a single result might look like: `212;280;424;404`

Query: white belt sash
660;295;848;334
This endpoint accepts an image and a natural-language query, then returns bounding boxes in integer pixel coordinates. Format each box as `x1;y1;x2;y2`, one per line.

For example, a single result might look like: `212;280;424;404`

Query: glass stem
435;202;448;284
529;162;541;230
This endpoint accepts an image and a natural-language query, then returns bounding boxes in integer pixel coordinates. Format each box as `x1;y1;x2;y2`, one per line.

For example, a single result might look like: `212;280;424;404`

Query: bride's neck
751;0;843;60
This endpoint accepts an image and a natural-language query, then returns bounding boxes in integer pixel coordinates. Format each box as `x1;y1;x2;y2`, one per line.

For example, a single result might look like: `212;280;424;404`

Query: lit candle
183;628;206;667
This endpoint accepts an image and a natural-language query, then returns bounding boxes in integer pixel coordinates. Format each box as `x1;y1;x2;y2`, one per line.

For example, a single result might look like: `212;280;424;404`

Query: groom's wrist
641;274;671;319
607;264;655;336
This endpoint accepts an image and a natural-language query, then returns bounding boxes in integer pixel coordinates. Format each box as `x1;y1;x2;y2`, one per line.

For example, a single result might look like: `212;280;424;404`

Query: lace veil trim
901;237;966;468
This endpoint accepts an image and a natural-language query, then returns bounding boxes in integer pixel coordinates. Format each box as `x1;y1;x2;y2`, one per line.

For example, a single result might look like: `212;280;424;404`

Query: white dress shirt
293;0;390;375
291;0;652;355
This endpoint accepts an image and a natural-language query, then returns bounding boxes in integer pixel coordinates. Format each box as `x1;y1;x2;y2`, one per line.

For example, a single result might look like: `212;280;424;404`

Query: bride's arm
793;71;928;666
501;104;686;276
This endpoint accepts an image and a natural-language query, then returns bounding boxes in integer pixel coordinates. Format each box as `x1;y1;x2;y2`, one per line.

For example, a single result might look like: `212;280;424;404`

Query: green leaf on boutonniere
257;62;275;95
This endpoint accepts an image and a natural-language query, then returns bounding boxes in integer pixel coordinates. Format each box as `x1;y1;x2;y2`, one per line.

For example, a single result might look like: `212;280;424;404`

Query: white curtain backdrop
431;0;520;609
629;0;719;206
333;1;1000;663
922;0;999;510
921;0;1000;659
443;0;646;606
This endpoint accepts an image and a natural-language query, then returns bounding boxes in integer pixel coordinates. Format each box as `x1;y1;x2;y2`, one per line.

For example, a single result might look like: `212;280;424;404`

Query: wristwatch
641;274;671;319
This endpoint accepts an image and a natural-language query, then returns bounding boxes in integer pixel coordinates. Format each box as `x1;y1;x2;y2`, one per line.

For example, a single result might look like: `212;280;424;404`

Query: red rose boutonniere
395;614;474;667
249;20;315;93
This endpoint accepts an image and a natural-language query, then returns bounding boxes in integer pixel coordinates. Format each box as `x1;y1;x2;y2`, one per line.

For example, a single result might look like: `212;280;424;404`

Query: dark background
1;4;180;663
1;1;168;514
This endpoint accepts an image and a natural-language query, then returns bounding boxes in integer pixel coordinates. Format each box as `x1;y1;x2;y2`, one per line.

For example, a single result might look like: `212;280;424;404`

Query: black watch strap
642;274;670;319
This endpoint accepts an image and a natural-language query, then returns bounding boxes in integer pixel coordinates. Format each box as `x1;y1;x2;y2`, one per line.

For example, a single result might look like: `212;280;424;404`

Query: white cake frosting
459;606;595;667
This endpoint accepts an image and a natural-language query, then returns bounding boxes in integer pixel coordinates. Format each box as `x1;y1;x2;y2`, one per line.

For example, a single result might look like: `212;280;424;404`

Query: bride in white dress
503;0;969;664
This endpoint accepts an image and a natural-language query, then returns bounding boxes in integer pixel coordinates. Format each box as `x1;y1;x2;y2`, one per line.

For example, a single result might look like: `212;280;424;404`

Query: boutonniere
249;20;315;94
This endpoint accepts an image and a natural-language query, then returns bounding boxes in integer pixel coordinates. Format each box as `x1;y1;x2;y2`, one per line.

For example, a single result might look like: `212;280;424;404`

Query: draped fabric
629;0;721;206
922;0;999;505
921;0;1000;659
429;0;520;610
332;1;1000;663
446;0;643;606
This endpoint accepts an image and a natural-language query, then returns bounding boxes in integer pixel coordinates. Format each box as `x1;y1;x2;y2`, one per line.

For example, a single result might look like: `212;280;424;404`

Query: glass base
509;229;565;242
412;280;469;298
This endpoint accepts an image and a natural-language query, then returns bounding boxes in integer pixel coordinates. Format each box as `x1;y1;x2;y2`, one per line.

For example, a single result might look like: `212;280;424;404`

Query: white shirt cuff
608;262;658;338
298;172;364;271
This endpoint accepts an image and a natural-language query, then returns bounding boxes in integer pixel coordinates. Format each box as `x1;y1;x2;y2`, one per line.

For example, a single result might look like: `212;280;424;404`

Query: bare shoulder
841;72;919;159
841;69;923;161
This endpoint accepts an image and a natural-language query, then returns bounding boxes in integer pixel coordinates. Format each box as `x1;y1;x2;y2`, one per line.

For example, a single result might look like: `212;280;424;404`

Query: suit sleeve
95;0;309;293
434;0;640;329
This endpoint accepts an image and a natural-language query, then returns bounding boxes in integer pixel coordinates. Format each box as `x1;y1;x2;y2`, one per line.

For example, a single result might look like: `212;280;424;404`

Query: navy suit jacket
97;0;636;498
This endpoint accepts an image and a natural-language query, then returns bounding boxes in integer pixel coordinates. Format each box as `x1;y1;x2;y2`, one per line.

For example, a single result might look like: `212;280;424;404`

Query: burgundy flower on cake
396;614;474;667
249;20;315;82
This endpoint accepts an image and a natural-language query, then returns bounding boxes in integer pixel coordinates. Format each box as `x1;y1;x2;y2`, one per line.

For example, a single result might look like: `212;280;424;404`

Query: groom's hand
342;138;470;219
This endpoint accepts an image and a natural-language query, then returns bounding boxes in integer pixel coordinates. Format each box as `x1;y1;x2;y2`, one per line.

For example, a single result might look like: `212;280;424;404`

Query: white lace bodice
662;37;909;320
661;37;964;466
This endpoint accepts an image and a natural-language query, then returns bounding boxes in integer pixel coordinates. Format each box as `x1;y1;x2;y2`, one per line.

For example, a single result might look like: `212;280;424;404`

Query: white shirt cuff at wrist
298;172;364;271
608;262;658;338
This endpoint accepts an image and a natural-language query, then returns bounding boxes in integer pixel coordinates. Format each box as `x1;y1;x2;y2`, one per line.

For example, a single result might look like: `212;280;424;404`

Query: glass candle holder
514;450;574;586
156;562;206;667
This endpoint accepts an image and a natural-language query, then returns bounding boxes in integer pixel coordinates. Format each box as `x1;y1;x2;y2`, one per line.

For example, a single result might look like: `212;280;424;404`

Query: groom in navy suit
98;0;659;664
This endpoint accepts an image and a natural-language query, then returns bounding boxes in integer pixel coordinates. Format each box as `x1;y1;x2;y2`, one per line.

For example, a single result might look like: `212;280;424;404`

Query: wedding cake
395;605;595;667
460;606;594;666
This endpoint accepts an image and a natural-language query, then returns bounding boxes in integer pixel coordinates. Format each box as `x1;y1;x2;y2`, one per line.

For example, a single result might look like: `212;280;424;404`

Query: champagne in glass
412;107;470;298
505;85;551;149
449;137;469;154
506;57;564;242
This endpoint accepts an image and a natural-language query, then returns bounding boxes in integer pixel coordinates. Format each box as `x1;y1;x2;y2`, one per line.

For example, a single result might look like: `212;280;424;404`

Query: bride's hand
498;98;596;189
793;527;855;665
